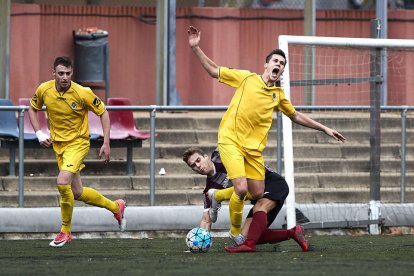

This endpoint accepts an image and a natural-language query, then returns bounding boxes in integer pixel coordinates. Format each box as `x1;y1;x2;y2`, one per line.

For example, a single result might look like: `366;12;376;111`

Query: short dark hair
182;147;207;163
265;49;287;64
54;56;73;69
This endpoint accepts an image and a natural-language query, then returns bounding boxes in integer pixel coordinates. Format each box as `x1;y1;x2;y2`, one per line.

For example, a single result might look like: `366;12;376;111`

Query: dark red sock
247;211;268;243
257;228;294;245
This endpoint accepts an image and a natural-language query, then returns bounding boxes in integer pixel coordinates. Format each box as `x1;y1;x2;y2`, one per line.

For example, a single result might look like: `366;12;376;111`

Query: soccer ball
185;227;213;252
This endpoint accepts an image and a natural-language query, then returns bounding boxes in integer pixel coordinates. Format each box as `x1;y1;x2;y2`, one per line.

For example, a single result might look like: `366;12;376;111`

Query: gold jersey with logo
218;67;296;153
30;80;105;142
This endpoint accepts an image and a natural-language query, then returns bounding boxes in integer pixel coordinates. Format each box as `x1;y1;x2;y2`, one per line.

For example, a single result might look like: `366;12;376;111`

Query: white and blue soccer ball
185;227;213;253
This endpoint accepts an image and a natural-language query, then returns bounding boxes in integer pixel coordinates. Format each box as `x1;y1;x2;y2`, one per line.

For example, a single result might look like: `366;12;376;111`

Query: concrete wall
2;204;413;234
9;4;414;105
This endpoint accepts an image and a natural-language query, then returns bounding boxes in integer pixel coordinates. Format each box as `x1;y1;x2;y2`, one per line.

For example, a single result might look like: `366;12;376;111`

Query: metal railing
0;105;413;207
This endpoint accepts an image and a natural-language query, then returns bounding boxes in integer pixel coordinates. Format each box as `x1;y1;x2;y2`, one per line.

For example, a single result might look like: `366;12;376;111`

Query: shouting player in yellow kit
188;26;346;251
28;56;126;247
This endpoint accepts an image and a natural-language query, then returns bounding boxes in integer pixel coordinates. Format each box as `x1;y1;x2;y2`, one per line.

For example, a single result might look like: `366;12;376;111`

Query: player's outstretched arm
290;111;346;143
188;25;219;79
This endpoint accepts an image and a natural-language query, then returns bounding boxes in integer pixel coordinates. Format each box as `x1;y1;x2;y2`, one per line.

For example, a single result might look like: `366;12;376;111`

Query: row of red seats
88;97;151;140
0;97;150;141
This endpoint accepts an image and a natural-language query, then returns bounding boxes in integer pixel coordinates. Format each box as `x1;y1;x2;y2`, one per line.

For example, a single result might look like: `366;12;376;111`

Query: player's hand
188;26;200;48
326;128;346;143
99;143;110;163
35;130;52;148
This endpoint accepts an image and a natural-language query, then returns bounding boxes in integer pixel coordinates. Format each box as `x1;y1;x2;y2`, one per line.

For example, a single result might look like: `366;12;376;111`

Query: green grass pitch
1;234;414;275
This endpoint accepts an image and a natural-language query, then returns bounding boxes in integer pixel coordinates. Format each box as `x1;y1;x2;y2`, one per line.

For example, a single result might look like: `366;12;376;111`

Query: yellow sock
229;192;245;236
77;187;118;213
215;187;253;202
57;184;74;235
214;187;234;202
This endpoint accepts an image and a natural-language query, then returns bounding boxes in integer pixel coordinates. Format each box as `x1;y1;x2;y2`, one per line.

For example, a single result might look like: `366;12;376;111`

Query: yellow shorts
218;143;265;180
52;138;90;174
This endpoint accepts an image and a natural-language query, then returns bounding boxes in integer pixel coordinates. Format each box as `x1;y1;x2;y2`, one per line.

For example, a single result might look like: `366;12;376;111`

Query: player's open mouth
272;68;280;77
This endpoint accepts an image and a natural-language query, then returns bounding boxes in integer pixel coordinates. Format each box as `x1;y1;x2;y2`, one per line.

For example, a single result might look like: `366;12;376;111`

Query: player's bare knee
57;176;71;185
250;190;264;200
57;170;76;185
72;187;83;199
235;189;248;199
253;198;277;213
233;183;248;197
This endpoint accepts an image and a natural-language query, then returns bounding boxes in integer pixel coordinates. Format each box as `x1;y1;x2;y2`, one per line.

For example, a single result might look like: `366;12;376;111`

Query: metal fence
0;104;413;207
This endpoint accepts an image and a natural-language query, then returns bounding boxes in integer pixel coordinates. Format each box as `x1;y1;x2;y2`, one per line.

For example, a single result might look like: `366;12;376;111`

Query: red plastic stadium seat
18;98;50;137
107;97;151;140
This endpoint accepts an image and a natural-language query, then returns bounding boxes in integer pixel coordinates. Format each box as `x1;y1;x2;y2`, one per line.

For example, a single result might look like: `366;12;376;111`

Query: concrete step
2;173;412;193
0;143;404;163
140;157;409;175
1;111;412;207
1;142;412;161
0;175;206;191
151;128;413;144
1;157;412;177
134;111;414;130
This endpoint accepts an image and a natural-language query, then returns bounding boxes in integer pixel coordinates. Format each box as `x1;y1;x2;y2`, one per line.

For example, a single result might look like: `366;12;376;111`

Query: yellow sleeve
218;67;253;88
276;89;296;117
30;85;44;111
82;88;106;116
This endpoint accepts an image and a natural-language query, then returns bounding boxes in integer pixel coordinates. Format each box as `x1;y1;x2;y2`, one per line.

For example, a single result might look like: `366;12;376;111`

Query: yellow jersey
30;80;105;142
218;67;296;153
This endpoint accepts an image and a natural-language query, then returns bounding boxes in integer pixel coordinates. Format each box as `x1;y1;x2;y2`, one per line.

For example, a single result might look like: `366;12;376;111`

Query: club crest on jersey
71;102;77;110
272;93;276;101
93;97;102;108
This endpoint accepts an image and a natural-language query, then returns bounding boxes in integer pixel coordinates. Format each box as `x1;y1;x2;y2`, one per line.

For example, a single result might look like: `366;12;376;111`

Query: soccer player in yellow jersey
28;56;126;247
188;26;346;243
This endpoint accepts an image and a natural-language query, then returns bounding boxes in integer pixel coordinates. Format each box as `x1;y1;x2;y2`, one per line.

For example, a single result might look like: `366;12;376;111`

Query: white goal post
278;35;414;232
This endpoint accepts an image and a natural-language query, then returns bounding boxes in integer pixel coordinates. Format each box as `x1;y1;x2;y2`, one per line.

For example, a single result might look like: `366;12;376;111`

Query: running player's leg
245;153;266;200
73;173;126;231
56;170;75;236
73;174;117;212
226;170;284;252
218;143;247;236
228;177;248;235
232;153;267;247
229;150;266;237
49;141;76;247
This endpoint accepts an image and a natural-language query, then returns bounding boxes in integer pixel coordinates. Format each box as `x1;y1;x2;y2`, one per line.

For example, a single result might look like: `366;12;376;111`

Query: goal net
276;35;414;234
